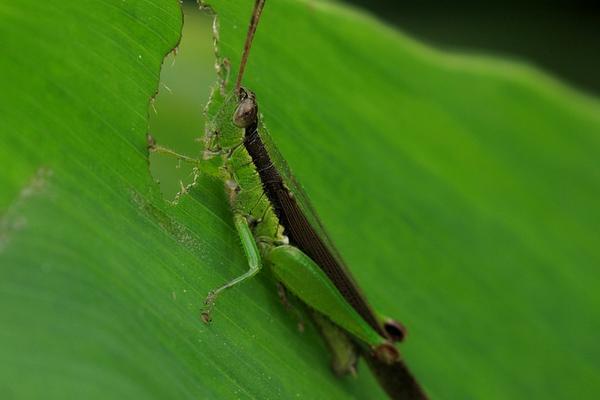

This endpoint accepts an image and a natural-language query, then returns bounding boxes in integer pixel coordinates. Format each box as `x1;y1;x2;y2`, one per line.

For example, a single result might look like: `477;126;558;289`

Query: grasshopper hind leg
201;213;263;323
311;311;359;377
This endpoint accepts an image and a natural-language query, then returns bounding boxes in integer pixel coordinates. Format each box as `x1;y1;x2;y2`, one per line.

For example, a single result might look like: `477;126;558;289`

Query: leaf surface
1;0;599;399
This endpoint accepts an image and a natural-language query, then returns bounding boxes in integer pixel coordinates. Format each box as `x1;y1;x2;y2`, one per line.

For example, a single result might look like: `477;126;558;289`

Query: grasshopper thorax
233;87;258;128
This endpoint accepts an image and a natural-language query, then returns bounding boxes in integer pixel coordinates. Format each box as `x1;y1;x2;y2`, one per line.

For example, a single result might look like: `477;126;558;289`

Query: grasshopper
152;1;426;398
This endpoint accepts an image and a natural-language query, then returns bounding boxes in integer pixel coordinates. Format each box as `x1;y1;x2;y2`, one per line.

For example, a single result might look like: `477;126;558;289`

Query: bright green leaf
1;0;599;399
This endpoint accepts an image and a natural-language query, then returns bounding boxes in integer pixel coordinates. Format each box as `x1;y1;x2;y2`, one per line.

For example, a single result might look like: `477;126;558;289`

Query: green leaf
2;1;599;399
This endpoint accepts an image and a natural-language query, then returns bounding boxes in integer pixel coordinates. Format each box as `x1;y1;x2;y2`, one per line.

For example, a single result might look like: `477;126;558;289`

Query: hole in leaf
148;2;214;200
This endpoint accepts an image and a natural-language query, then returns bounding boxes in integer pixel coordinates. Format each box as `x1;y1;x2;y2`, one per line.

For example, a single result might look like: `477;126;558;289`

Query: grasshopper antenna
235;0;266;94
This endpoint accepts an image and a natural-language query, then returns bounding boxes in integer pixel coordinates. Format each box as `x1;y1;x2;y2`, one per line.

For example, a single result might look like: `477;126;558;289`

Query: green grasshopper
152;1;426;398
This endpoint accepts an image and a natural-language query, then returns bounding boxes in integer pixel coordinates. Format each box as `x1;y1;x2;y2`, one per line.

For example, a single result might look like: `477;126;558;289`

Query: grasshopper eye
233;89;258;128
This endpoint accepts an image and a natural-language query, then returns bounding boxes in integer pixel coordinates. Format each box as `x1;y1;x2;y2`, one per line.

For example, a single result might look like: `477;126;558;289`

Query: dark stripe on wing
363;350;428;400
243;124;386;338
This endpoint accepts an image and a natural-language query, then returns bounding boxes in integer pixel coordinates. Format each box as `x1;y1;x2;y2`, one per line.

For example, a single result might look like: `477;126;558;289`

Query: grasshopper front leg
147;135;200;165
201;213;262;323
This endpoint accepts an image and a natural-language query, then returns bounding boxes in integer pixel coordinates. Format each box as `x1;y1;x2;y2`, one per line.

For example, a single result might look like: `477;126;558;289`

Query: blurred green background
148;3;212;198
3;0;598;397
347;0;600;95
150;0;600;197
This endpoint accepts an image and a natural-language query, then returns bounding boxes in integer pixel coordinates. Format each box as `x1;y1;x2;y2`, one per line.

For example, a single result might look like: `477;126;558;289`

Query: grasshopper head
233;87;258;128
